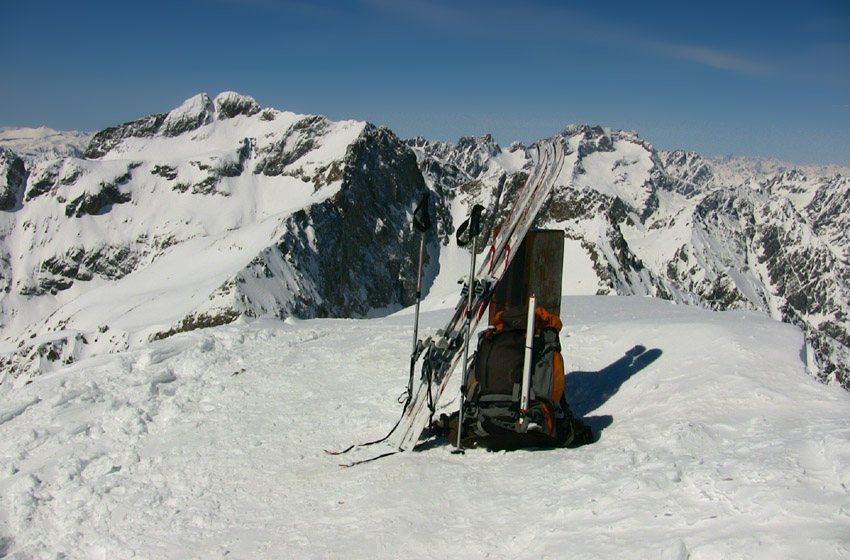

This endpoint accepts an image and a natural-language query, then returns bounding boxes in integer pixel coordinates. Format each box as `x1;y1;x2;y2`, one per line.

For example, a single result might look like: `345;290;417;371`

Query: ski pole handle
456;204;485;247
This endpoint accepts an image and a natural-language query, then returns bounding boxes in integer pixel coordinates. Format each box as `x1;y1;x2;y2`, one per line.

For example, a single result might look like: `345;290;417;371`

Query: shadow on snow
564;345;663;438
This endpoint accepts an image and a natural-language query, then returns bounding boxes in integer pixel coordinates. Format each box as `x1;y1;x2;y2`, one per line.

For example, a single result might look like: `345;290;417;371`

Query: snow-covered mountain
408;127;850;390
0;127;92;164
1;93;849;393
0;93;433;383
1;93;849;558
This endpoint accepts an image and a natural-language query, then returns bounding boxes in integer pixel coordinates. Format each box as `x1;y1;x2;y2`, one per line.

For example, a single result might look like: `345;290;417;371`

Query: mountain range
1;92;848;391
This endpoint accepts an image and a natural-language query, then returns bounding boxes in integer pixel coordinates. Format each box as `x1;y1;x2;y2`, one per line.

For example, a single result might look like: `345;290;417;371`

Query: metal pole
406;233;427;405
455;234;477;451
411;234;426;357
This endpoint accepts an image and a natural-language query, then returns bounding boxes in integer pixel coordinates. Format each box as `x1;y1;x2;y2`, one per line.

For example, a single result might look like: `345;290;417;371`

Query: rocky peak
213;92;261;120
0;98;440;380
655;150;717;197
161;93;215;137
84;93;259;159
567;125;618;158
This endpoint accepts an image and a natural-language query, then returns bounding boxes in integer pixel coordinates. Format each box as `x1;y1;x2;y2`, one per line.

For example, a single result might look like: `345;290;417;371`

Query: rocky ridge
1;97;848;391
408;125;850;389
0;93;434;382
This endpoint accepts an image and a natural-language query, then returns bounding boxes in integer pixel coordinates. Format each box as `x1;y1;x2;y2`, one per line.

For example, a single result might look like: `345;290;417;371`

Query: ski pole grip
456;204;485;247
413;192;432;233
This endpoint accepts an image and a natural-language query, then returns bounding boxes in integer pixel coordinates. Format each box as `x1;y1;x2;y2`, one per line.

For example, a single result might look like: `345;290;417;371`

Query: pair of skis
334;138;565;464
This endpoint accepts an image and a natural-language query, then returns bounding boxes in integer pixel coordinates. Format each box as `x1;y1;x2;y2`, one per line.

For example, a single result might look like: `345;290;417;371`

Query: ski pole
455;204;484;451
411;234;426;359
409;192;431;401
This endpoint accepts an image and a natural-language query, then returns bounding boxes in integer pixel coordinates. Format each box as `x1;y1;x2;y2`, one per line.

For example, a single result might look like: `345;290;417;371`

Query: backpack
444;305;594;451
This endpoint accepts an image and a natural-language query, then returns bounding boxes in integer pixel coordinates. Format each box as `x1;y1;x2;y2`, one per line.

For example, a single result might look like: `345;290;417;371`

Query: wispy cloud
361;0;775;78
658;43;773;76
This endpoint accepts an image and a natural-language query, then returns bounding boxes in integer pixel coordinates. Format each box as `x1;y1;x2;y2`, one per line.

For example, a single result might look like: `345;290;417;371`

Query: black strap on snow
326;342;432;457
413;192;432;232
325;401;408;456
456;204;484;247
340;451;399;468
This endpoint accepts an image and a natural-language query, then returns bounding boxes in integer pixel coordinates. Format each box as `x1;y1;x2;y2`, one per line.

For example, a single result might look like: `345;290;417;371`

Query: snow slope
2;93;433;382
1;296;848;559
0;127;92;164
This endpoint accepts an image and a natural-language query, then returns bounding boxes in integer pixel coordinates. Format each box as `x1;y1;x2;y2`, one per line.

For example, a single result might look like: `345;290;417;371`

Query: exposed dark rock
576;125;617;159
214;92;261;119
65;172;133;218
35;244;141;295
254;116;327;176
151;164;178;180
235;124;432;319
162;94;215;137
25;161;62;201
656;150;716;197
151;309;242;341
84;113;167;159
0;148;27;211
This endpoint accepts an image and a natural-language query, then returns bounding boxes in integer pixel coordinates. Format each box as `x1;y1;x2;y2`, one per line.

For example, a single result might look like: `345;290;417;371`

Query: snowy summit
0;92;849;558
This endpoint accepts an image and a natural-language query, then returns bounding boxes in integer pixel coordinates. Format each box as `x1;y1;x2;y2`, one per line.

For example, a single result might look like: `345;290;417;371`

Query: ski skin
330;138;565;464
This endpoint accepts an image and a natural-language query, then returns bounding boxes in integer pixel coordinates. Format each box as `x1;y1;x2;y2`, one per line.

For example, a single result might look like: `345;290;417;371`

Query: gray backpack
454;306;593;450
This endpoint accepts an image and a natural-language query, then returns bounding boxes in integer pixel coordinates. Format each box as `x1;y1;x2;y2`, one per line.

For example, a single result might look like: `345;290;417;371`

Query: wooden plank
488;230;564;324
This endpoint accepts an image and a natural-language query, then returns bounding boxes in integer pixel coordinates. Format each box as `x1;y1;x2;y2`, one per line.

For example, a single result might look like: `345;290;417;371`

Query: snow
0;127;92;163
0;99;367;362
42;216;284;338
1;295;848;559
491;143;529;173
561;238;602;295
574;140;655;210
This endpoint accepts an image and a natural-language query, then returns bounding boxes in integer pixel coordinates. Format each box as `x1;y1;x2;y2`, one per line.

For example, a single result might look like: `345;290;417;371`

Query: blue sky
2;0;848;165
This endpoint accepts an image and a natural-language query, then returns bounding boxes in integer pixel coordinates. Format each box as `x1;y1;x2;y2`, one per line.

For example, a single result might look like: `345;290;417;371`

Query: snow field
0;296;849;559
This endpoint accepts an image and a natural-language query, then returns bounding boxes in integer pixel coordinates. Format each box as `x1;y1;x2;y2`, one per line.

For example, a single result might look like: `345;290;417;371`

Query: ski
390;138;566;451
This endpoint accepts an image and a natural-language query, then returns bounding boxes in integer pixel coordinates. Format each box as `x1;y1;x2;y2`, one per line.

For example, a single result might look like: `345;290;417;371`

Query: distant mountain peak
0;92;848;393
0;126;93;164
83;92;266;159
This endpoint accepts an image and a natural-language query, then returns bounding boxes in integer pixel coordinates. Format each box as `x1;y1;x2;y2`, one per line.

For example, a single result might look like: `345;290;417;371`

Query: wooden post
488;230;564;324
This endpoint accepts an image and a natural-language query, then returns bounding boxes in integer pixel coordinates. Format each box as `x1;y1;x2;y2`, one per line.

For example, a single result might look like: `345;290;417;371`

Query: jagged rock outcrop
0;148;27;211
229;125;432;320
214;91;262;120
84;113;168;159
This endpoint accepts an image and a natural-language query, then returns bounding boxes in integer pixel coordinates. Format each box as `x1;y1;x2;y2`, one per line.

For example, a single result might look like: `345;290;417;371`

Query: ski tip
324;444;356;456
